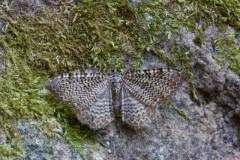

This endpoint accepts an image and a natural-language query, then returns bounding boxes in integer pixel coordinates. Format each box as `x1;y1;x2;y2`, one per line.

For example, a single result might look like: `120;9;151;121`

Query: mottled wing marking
46;68;183;129
45;71;113;129
121;85;154;127
121;68;182;127
123;68;182;105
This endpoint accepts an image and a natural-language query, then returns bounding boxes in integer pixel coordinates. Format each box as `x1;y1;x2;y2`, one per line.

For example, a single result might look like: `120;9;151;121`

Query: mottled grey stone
98;26;240;160
0;133;7;145
0;58;5;73
17;119;83;160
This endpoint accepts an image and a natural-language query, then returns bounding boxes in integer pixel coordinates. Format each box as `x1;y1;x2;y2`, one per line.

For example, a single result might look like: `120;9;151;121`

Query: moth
45;68;183;129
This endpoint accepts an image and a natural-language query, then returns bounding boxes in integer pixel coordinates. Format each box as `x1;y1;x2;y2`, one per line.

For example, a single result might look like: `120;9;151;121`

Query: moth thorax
111;73;122;117
111;72;122;83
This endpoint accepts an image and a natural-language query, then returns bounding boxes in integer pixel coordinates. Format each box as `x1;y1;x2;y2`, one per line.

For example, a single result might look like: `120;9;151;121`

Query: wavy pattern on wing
46;68;183;129
121;84;155;127
123;68;183;106
45;70;113;129
121;68;183;127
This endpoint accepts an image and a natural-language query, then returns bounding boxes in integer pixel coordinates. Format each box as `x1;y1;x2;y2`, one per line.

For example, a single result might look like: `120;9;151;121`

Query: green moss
162;102;189;120
179;0;240;30
0;1;177;157
0;0;239;158
173;107;190;121
214;32;240;75
0;120;25;158
168;45;197;102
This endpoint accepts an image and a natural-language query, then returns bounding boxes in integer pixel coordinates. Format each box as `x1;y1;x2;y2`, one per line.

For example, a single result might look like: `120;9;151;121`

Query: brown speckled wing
121;68;183;127
45;70;113;130
46;68;183;129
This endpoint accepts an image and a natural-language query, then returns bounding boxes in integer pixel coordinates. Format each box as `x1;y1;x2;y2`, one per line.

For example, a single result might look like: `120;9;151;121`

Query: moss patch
214;31;240;76
0;0;239;158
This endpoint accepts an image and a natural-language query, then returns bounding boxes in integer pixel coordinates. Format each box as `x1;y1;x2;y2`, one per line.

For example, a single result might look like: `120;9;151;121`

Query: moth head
111;71;122;83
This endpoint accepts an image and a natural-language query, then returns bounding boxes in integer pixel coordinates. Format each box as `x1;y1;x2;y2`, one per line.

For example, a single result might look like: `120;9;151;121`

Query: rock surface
16;26;240;160
17;120;83;160
1;1;240;160
99;26;240;159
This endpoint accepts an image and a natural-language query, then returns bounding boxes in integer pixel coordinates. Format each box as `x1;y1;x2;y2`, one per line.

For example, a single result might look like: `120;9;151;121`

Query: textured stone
98;26;240;159
17;119;83;160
